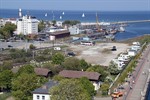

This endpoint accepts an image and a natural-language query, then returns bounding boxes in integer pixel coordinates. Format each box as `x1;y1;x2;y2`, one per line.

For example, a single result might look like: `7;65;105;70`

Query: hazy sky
0;0;150;11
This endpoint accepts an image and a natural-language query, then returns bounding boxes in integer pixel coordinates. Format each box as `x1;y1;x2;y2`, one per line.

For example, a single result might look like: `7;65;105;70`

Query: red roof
59;70;100;81
34;68;51;76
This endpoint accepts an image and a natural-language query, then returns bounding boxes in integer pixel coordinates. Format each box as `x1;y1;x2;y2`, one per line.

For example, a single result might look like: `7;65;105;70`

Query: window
42;96;45;100
37;95;39;99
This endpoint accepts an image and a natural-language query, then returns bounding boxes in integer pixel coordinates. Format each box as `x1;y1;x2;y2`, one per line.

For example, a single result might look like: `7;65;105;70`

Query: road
123;44;150;100
0;41;62;50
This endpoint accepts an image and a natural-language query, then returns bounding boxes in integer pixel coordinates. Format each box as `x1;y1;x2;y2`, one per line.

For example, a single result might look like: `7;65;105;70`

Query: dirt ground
68;43;130;66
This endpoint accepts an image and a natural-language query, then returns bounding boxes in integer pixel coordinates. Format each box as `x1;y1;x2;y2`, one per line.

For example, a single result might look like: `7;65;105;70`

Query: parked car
111;92;123;98
8;45;13;48
111;46;117;51
67;52;75;56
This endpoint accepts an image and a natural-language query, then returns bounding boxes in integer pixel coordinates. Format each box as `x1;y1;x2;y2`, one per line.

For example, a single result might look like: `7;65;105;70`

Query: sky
0;0;150;11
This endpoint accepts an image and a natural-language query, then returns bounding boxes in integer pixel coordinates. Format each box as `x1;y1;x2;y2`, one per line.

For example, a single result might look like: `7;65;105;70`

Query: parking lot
68;43;130;66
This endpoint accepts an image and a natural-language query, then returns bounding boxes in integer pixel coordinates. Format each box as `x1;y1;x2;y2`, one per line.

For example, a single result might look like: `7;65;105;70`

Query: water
0;9;150;40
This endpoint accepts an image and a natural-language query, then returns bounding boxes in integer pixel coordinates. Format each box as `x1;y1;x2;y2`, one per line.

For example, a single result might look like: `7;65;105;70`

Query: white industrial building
68;26;80;35
17;15;39;35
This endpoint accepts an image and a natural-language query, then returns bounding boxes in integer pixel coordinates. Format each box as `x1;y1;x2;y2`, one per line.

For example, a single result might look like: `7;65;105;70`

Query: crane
96;12;102;32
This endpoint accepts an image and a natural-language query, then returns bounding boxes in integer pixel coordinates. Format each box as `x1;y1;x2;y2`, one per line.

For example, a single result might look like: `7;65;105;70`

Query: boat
60;16;62;19
62;12;65;15
45;13;47;17
82;13;85;17
119;26;125;32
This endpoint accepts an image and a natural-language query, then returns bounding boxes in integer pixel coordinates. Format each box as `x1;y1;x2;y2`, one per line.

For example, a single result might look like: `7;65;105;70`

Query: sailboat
62;12;65;15
60;16;62;19
45;13;47;17
82;13;85;17
119;26;125;32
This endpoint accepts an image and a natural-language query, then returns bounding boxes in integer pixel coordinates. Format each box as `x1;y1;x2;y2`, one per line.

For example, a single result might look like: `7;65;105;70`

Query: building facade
17;15;39;35
32;80;58;100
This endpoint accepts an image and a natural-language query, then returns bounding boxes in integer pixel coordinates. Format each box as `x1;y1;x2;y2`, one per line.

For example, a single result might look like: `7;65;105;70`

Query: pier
81;20;150;27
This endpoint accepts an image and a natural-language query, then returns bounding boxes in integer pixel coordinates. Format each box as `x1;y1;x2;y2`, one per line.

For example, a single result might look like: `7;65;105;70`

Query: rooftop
34;68;51;76
59;70;101;81
32;80;58;94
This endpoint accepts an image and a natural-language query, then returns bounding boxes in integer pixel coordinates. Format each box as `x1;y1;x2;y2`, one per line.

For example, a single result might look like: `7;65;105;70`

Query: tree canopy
12;73;40;100
0;70;13;90
0;22;17;39
79;77;95;96
108;61;120;75
86;65;108;82
52;53;65;65
50;79;91;100
62;20;80;26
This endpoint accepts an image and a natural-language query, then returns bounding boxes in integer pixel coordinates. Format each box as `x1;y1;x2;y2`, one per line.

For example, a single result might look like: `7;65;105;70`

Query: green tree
12;73;40;100
100;83;109;96
52;53;64;65
62;57;81;70
29;44;36;50
80;59;89;71
52;20;56;25
79;77;95;96
86;65;108;82
0;70;13;91
108;61;120;75
50;79;91;100
1;61;13;71
17;65;34;76
38;20;45;32
62;20;80;26
1;22;17;39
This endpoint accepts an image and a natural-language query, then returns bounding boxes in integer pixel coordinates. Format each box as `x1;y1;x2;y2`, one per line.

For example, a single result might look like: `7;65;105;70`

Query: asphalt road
123;44;150;100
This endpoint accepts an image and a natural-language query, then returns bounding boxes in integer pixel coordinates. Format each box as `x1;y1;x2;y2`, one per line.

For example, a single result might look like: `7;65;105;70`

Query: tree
12;73;41;100
52;20;56;26
100;83;109;96
62;57;81;70
29;44;36;50
80;59;89;71
1;61;13;71
38;20;45;32
108;61;120;75
50;79;91;100
79;77;95;96
62;20;80;26
52;53;64;65
86;65;108;82
17;65;34;76
0;70;13;91
0;22;17;39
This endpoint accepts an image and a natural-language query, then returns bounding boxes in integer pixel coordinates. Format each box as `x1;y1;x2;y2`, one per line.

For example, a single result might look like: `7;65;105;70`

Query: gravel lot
69;43;130;66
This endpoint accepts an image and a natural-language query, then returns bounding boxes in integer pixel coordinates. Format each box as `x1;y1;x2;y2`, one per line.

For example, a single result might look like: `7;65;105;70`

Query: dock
81;20;150;27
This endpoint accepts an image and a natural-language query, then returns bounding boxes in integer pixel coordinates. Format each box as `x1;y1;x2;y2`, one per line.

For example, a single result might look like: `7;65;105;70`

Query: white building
32;80;58;100
68;26;80;35
56;21;63;27
17;15;39;35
